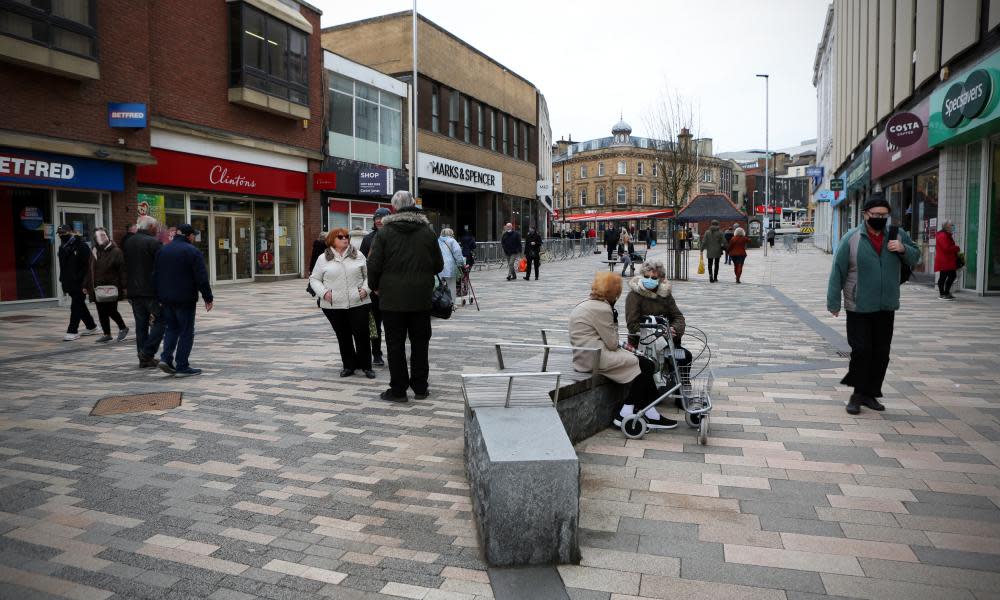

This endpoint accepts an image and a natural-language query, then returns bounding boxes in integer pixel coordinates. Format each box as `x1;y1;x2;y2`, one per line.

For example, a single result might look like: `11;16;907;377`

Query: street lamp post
756;73;769;256
411;2;419;199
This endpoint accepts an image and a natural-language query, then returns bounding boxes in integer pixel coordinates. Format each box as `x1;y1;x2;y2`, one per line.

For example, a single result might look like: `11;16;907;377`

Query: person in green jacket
699;220;727;283
367;191;444;403
827;193;919;415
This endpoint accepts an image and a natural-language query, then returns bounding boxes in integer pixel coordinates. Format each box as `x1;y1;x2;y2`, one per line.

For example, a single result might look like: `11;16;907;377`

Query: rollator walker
620;316;714;444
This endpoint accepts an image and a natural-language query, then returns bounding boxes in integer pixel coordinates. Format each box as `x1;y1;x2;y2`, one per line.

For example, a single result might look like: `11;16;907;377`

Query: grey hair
318;231;328;241
941;219;953;228
640;260;667;279
391;191;415;210
734;227;746;236
441;227;454;238
136;215;157;231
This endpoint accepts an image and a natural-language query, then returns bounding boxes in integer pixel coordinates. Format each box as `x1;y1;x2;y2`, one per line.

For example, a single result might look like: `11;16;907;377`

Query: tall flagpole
411;2;419;199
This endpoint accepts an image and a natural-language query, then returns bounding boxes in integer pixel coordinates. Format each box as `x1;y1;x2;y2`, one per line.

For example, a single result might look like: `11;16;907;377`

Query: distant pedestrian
619;228;635;276
438;227;465;300
311;228;375;379
827;194;919;415
124;215;165;367
523;226;543;280
367;191;443;402
767;227;776;248
723;225;735;264
605;224;620;261
155;224;214;377
501;222;522;281
459;226;477;267
307;231;328;298
934;220;960;300
728;227;749;283
685;227;694;249
85;227;128;344
361;208;391;367
700;220;726;283
57;224;97;341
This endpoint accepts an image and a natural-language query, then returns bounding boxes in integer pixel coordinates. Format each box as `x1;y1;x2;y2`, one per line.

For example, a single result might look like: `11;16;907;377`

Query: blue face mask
641;277;659;290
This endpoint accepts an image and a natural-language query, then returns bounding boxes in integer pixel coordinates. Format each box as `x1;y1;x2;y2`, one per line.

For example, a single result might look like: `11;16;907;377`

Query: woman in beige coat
569;271;677;430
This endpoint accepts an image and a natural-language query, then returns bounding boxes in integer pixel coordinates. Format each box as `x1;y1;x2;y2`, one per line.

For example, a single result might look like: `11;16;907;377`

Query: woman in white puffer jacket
310;228;375;379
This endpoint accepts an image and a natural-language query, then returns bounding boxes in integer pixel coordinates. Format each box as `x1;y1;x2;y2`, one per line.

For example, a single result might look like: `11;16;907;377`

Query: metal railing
467;238;598;271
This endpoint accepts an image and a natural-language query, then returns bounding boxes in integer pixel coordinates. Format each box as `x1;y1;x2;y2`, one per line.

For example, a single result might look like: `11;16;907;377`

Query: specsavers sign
417;153;502;193
929;48;1000;146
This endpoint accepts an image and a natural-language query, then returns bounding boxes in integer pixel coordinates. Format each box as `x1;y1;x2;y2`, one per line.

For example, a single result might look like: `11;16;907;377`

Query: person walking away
700;220;726;283
523;226;543;280
767;227;776;248
125;216;165;367
723;225;735;264
155;224;214;377
57;224;98;341
119;224;137;251
827;194;919;415
367;191;443;402
501;223;522;281
459;226;477;267
605;224;620;261
311;228;375;379
728;227;749;283
361;208;391;366
935;220;960;300
438;227;465;301
85;227;128;343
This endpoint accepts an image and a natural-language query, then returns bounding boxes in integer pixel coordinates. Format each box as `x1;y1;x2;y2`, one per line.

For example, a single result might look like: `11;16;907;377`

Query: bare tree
643;88;701;209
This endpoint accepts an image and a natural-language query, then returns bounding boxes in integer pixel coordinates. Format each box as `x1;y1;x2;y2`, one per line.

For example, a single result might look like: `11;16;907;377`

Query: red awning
562;209;674;223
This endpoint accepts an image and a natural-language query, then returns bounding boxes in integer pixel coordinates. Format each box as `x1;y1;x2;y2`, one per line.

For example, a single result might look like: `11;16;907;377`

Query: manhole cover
0;315;39;323
91;392;182;416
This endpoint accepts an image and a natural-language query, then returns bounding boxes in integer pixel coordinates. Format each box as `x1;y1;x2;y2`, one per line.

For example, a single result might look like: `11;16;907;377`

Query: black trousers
607;245;616;260
524;256;540;279
130;296;165;358
625;356;658;412
66;290;96;334
322;305;372;371
369;294;383;358
382;310;432;396
707;257;721;281
938;270;957;295
842;310;895;398
95;301;126;335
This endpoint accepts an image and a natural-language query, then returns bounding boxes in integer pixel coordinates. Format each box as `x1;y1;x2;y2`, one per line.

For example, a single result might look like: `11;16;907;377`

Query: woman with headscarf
85;227;129;343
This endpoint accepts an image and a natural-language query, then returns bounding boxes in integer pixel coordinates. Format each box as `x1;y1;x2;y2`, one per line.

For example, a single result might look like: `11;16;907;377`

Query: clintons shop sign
137;149;305;199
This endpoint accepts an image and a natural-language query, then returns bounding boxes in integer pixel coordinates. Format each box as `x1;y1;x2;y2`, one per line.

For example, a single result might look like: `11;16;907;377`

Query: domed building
551;119;743;237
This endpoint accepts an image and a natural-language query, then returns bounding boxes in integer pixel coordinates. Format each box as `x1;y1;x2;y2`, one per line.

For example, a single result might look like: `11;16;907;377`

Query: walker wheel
685;410;702;428
621;415;648;440
698;416;709;445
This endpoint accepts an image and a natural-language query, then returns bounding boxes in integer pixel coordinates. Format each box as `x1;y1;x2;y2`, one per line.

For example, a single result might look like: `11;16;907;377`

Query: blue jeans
160;302;197;370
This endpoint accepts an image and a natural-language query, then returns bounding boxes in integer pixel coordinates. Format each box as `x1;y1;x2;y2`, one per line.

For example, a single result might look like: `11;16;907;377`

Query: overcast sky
314;0;829;154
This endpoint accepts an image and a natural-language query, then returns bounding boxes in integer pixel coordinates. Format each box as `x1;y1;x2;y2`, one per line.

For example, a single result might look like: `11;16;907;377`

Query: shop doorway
988;143;1000;292
213;215;253;283
59;206;101;248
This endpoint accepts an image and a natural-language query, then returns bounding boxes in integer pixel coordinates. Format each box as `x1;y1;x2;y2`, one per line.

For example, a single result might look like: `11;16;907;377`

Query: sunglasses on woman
335;235;348;240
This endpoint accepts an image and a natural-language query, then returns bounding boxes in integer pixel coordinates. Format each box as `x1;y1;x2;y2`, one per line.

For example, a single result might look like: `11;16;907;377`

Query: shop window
229;3;309;106
0;186;53;301
190;195;211;212
277;204;299;275
212;199;251;213
327;72;403;168
964;142;981;289
914;169;938;275
254;202;275;275
0;0;97;59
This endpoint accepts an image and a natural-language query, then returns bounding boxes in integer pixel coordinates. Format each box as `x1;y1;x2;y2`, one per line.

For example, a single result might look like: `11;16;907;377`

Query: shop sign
536;180;553;196
804;166;824;179
108;103;147;128
885;113;923;148
815;190;835;203
754;205;783;214
0;147;123;191
846;146;870;192
137;149;305;199
873;98;933;178
313;172;337;190
929;49;1000;146
358;168;393;195
20;206;43;230
137;193;166;223
830;178;844;191
417;152;502;193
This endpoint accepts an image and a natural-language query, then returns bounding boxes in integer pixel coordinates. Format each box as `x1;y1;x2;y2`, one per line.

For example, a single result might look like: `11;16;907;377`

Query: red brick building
0;0;324;306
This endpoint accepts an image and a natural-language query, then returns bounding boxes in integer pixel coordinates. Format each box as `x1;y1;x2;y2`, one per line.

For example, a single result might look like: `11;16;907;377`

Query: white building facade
812;4;835;253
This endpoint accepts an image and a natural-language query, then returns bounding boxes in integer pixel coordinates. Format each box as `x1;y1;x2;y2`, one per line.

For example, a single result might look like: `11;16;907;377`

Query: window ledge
228;87;310;120
0;35;99;80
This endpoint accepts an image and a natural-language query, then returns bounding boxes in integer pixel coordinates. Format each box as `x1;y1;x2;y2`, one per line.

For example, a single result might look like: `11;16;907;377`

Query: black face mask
58;234;70;242
867;217;888;231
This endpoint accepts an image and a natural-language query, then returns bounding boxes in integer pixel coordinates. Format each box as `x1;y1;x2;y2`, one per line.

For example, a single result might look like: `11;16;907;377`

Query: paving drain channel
91;392;183;416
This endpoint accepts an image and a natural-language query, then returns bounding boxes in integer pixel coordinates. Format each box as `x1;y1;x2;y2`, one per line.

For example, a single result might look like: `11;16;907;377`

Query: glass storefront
913;169;938;276
964;143;981;289
989;144;1000;291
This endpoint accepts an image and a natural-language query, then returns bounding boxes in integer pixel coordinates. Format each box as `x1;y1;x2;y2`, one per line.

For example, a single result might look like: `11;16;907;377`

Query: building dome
612;119;632;136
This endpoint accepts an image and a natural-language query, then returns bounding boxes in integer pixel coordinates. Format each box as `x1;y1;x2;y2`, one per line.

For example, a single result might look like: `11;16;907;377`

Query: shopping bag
430;276;453;320
517;257;527;272
697;254;705;275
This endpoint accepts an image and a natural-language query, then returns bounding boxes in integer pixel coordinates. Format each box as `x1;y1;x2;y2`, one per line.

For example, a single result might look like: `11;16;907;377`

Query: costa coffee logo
209;164;257;190
942;69;993;128
885;112;923;150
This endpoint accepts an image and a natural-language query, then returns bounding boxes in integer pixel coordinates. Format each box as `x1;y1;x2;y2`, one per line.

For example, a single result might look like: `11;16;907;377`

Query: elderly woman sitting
569;271;677;430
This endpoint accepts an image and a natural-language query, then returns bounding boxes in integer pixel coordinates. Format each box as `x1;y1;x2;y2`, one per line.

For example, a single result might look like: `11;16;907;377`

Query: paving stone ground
0;241;998;600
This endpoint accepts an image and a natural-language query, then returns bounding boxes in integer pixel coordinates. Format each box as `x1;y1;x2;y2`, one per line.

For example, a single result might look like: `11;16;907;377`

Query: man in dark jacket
154;224;214;377
57;224;98;340
723;225;735;264
124;216;165;367
367;192;443;402
360;207;391;366
523;226;543;281
459;226;476;267
605;225;620;260
500;223;522;281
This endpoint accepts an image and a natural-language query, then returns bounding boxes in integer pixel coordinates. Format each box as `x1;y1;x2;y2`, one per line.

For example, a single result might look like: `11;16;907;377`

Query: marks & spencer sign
137;149;305;199
929;49;1000;146
417;153;502;193
0;148;123;191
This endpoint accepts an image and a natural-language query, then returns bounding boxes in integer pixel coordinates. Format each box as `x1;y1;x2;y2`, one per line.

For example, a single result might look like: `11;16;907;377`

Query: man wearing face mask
500;222;521;281
827;193;919;415
57;224;98;341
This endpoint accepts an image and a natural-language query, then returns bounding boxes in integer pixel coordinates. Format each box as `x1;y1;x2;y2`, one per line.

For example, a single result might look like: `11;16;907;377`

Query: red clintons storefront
137;148;307;284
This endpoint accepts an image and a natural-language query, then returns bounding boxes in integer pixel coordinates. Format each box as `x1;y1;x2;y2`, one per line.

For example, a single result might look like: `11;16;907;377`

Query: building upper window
580;189;587;206
512;119;519;158
555;172;560;184
229;3;308;106
734;174;739;184
477;103;484;146
463;97;471;143
598;162;605;176
652;163;658;177
617;161;626;175
431;85;440;133
502;114;508;154
617;185;626;204
700;169;713;183
0;0;97;59
328;72;403;168
580;165;587;178
522;123;529;161
448;90;459;137
490;110;497;151
652;188;659;205
637;162;644;175
597;187;606;205
636;186;644;204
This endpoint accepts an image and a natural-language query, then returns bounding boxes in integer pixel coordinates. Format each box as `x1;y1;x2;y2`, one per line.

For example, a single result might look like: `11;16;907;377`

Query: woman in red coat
934;220;960;300
728;227;750;283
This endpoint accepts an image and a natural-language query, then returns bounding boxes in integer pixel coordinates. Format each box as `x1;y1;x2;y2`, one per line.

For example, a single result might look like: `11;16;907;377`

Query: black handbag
430;276;453;319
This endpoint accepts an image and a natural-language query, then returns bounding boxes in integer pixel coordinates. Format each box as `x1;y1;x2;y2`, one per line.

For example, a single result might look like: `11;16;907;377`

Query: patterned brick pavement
0;242;998;600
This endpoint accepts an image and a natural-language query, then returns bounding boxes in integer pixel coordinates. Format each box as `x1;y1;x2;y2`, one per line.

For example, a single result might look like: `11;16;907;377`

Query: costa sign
138;149;305;199
942;69;992;128
885;112;923;149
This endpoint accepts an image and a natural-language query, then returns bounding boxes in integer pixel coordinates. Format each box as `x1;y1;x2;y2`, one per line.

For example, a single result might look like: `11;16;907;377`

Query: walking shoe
158;361;176;375
413;390;430;400
364;369;377;379
646;415;678;430
175;367;202;377
116;327;129;342
944;294;957;300
859;395;885;411
379;389;408;403
523;276;529;280
372;355;385;367
139;356;159;368
340;368;355;377
63;332;80;341
80;327;98;336
846;394;862;415
939;294;948;300
95;335;112;343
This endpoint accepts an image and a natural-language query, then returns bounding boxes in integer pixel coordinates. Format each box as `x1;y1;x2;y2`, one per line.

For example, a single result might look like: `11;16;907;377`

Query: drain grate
91;392;182;416
836;351;851;358
0;315;39;323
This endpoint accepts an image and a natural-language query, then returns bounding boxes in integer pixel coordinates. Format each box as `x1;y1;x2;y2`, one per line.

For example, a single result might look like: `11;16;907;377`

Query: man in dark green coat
367;191;444;403
699;220;727;283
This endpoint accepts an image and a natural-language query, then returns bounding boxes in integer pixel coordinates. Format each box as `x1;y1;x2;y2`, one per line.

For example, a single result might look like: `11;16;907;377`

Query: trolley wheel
698;416;709;445
621;415;648;440
685;410;702;428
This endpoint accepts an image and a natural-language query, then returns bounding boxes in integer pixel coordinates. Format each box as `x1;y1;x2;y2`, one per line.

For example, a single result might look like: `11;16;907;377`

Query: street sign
830;178;844;191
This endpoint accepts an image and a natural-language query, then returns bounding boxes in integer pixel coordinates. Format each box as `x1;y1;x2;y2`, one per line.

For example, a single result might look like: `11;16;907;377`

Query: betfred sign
138;149;305;199
0;147;124;191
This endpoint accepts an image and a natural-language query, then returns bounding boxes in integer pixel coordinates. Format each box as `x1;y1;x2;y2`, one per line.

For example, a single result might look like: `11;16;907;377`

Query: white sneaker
63;333;80;341
80;327;98;336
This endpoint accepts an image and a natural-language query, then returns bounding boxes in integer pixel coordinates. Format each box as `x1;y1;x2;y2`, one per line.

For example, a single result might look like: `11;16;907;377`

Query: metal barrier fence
468;238;599;271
